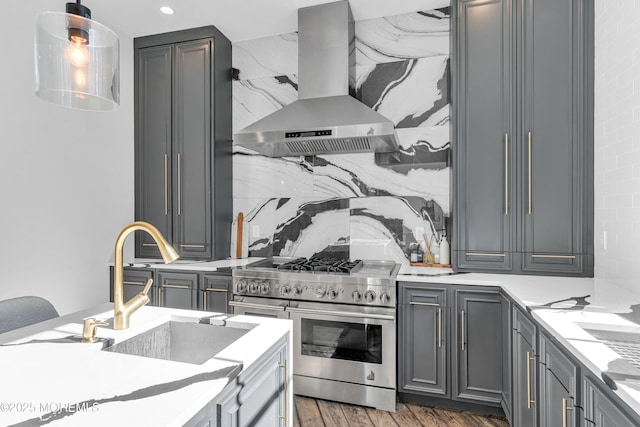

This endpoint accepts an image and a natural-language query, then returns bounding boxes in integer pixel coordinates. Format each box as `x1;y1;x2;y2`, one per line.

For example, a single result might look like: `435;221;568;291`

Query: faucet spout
113;221;179;330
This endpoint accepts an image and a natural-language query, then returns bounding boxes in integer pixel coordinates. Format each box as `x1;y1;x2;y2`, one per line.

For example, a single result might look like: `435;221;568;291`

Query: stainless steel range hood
233;1;399;157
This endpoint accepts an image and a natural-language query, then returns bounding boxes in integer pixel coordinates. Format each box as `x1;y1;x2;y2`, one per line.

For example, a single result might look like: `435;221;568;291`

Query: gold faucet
113;221;179;330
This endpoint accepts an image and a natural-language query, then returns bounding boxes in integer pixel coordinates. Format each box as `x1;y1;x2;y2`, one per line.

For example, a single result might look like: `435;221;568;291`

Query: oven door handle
285;306;394;321
229;301;286;311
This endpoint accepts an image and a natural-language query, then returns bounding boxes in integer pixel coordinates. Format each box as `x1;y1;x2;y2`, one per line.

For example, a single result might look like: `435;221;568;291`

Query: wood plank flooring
293;396;510;427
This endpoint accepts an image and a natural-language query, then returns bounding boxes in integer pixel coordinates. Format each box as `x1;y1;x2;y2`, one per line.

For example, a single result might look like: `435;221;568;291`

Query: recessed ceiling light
160;6;174;15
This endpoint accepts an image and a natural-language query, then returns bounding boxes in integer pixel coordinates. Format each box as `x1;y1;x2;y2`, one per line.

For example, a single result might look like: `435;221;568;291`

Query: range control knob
352;290;362;302
248;281;259;294
260;282;271;295
315;287;326;298
380;292;391;305
327;288;338;300
280;285;291;297
235;280;248;293
364;290;376;303
292;285;303;296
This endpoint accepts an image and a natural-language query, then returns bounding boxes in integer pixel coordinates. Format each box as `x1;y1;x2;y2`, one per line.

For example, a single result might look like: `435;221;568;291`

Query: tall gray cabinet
453;0;594;276
134;27;232;260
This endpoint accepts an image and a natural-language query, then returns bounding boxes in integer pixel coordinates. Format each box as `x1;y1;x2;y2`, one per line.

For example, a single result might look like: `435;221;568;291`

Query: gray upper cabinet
453;288;503;406
453;0;594;276
398;283;448;398
454;0;515;272
135;27;232;260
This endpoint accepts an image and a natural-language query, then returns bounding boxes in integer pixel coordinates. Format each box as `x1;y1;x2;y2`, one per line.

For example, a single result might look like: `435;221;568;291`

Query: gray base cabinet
202;272;233;314
584;376;638;427
134;27;232;261
512;307;537;427
398;284;448;398
156;270;198;310
501;295;513;422
398;283;503;410
453;289;503;406
453;0;594;277
216;336;288;427
539;334;580;427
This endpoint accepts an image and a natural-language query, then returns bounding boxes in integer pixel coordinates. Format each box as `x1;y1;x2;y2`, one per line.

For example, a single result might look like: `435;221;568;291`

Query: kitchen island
0;304;292;427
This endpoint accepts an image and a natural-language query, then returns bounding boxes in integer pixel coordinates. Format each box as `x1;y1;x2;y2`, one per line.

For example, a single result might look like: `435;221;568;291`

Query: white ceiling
85;0;437;42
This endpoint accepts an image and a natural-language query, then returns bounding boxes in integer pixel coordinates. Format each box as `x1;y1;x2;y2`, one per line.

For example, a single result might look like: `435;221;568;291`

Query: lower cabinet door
453;288;503;405
156;271;198;310
217;338;288;427
201;273;232;313
398;283;448;398
512;308;537;427
584;376;638;427
111;267;156;306
501;295;513;422
539;334;579;427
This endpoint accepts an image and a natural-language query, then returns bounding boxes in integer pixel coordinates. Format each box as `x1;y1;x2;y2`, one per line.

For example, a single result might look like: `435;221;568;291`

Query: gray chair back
0;296;59;334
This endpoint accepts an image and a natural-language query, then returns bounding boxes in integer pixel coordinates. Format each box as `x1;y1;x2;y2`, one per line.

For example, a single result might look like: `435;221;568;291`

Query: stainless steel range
231;256;400;412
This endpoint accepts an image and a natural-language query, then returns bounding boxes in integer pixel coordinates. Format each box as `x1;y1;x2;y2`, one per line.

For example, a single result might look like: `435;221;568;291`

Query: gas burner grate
277;257;362;273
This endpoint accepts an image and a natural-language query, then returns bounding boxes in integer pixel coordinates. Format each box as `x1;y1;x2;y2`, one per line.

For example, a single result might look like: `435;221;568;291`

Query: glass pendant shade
35;11;120;111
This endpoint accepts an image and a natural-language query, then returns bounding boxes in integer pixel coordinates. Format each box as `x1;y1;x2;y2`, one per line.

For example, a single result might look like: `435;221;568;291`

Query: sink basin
104;321;250;365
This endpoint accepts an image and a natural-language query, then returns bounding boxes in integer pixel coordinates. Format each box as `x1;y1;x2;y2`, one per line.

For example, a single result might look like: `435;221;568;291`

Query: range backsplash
232;1;451;265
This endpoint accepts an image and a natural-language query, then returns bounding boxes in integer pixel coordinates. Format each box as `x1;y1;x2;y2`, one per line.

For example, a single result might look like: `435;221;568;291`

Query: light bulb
65;41;89;67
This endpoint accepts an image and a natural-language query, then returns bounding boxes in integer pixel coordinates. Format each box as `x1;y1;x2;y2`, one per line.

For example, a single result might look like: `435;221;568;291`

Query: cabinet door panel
512;308;537;427
501;295;512;421
399;284;448;398
157;271;198;310
539;335;579;427
521;0;585;263
202;274;232;314
454;289;502;405
584;377;637;427
172;39;212;259
455;0;515;272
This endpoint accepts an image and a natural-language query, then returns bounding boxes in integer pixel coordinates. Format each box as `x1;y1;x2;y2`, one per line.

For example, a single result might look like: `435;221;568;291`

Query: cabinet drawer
521;253;585;275
455;250;515;272
201;273;232;314
156;270;198;310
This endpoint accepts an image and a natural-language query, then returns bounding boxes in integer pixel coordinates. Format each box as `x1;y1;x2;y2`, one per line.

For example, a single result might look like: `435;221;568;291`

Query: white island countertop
398;270;640;418
0;304;291;427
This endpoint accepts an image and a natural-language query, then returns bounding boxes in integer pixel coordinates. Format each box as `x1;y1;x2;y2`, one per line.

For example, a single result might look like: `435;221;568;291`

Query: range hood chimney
233;1;399;157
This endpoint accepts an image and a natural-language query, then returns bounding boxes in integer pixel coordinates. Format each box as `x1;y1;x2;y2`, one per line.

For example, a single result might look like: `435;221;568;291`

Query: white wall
0;2;134;315
594;1;640;287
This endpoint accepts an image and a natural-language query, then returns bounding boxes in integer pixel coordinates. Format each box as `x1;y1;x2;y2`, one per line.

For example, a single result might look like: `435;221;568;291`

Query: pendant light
35;1;120;111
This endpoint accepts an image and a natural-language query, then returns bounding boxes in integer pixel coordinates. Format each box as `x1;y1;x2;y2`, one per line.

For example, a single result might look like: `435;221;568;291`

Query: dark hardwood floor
293;396;510;427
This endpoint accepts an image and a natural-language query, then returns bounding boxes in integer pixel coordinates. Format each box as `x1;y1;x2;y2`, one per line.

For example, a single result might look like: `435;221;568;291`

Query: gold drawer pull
162;284;190;289
465;252;506;257
531;254;576;259
205;288;228;293
179;244;206;248
409;301;441;307
142;243;158;247
504;133;509;215
123;280;146;286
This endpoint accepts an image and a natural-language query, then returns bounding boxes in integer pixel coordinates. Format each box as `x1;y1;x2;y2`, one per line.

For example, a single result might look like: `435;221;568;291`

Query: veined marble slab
356;8;450;66
233;75;298;133
232;32;298;81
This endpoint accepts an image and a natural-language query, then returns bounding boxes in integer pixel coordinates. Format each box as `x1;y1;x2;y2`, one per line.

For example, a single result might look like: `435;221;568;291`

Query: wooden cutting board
230;212;249;258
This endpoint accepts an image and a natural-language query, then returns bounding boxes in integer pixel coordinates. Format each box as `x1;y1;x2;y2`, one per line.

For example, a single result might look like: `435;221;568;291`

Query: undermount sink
103;320;250;365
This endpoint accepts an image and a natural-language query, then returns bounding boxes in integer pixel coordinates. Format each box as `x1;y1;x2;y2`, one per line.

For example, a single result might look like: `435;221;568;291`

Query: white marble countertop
0;304;292;426
398;271;640;417
120;257;264;272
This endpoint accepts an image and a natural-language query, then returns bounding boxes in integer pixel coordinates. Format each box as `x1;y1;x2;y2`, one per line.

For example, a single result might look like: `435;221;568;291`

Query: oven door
229;296;290;319
287;301;395;389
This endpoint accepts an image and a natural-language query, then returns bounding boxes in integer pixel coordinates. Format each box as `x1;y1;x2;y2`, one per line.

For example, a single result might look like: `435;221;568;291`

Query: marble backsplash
232;2;451;265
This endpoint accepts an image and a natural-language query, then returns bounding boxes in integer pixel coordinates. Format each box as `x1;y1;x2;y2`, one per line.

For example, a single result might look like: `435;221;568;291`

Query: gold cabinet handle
123;280;146;286
409;301;441;307
531;254;576;259
562;397;574;427
162;284;190;289
177;152;182;215
279;358;288;426
437;307;442;348
179;244;206;248
203;288;228;311
528;131;532;215
164;153;169;216
465;252;506;257
504;133;509;215
203;291;207;311
527;351;536;408
142;243;158;247
461;310;465;351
